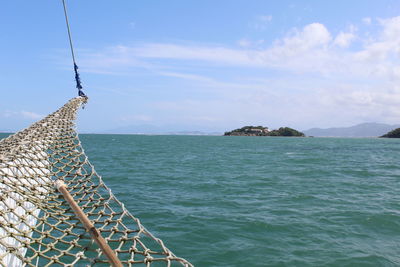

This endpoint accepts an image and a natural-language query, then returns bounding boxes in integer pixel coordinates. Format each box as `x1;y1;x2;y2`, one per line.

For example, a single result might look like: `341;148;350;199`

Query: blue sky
1;0;400;133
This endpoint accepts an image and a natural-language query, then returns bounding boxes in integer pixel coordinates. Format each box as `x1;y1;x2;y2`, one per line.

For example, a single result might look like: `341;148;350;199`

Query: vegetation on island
224;126;305;137
380;128;400;138
268;127;305;137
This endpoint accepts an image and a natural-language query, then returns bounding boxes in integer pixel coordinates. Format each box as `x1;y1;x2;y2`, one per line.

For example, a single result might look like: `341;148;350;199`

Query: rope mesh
0;97;192;267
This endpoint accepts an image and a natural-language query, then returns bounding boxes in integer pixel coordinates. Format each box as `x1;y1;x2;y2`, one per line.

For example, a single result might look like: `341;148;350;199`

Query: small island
224;126;305;137
380;128;400;138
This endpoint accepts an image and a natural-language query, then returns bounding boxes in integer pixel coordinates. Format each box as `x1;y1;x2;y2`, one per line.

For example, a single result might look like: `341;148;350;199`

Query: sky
1;0;400;133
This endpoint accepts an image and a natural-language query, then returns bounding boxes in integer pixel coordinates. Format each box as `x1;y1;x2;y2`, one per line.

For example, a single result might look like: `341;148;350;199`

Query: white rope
0;97;192;266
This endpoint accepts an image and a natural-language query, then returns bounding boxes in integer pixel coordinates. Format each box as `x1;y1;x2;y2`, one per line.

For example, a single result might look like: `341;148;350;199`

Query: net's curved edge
0;97;194;267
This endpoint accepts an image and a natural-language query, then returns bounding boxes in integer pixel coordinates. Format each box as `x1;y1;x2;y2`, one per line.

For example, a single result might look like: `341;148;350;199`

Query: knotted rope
0;97;192;266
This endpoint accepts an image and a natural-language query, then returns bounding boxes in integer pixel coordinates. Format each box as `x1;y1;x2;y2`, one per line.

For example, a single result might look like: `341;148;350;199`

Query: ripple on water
76;135;400;266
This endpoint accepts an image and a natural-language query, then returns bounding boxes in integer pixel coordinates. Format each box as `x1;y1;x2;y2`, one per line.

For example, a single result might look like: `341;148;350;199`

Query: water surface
80;135;400;266
2;133;400;266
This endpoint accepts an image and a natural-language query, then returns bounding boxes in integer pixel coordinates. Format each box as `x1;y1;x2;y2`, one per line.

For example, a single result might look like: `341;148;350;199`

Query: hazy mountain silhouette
103;124;221;135
303;123;400;137
104;124;162;134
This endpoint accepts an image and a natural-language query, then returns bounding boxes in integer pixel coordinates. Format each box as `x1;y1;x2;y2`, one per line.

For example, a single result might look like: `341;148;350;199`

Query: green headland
380;128;400;138
224;126;305;137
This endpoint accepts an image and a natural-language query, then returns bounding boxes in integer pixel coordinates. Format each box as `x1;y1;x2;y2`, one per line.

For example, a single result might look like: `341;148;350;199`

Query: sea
2;133;400;266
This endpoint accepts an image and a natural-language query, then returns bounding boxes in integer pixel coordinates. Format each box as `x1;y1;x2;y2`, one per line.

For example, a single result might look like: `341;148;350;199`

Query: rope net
0;97;192;267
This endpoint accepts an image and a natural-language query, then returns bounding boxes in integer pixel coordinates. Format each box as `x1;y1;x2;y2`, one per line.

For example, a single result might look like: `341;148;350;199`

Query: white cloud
75;16;400;128
362;17;372;25
237;38;265;48
282;23;332;49
158;71;214;82
95;23;332;72
124;43;261;66
237;38;252;47
334;32;355;47
353;17;400;79
379;16;400;42
79;45;154;71
78;18;400;80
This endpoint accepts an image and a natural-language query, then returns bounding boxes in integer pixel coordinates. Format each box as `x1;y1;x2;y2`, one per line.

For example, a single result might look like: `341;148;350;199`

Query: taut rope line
61;0;86;97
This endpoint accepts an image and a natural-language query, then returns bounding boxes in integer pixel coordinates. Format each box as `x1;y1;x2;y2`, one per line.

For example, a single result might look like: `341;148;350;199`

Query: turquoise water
2;133;400;266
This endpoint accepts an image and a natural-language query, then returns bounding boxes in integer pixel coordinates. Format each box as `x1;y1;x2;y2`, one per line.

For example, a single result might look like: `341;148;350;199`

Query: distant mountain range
303;123;400;137
2;123;400;137
100;122;399;137
165;131;221;136
102;124;222;135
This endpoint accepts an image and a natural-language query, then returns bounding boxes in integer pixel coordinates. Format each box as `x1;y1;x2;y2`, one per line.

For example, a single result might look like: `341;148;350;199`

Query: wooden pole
55;180;123;267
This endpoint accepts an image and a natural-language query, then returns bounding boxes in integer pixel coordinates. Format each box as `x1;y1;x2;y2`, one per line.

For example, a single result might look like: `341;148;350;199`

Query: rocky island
380;128;400;138
224;126;305;137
